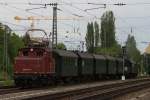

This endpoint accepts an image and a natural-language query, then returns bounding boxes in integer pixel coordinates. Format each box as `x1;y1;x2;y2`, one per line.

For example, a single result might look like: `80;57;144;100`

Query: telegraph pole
52;3;57;48
122;46;126;80
39;3;58;48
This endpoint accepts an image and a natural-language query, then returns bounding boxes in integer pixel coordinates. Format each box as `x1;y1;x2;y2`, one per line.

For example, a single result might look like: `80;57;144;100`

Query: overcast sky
1;0;150;52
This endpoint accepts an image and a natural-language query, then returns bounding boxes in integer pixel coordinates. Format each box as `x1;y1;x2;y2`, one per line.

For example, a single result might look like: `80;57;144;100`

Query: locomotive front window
19;48;46;57
23;51;28;56
36;51;43;56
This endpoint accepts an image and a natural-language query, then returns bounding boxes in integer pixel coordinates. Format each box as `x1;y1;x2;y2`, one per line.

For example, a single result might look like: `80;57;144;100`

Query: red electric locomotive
14;29;138;87
14;29;55;86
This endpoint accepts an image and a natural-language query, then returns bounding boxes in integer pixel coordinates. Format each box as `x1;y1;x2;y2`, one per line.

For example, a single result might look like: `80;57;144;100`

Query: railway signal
122;46;127;56
122;46;127;80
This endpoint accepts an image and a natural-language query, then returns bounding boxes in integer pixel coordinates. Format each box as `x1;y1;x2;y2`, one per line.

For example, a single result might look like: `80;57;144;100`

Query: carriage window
82;60;85;67
75;59;78;66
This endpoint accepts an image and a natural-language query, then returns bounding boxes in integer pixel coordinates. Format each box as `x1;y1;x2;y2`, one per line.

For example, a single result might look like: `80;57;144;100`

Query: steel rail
0;78;150;100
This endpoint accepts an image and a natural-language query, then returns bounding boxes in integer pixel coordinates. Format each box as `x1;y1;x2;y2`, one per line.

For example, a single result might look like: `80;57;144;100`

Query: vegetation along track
0;77;150;100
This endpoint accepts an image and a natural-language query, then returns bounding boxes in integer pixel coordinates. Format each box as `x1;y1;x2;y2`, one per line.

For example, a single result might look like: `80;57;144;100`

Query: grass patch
0;80;14;86
0;71;14;86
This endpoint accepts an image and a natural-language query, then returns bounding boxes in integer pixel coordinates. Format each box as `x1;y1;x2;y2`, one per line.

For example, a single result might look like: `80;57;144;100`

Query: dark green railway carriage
77;52;94;76
93;54;107;75
106;56;117;75
124;59;132;75
53;49;78;77
131;62;138;76
116;58;123;75
143;54;150;74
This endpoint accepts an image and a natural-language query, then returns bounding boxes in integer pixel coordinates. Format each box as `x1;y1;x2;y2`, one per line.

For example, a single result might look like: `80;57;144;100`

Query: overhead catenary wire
56;0;102;20
1;3;149;31
1;1;150;5
2;1;149;21
25;0;150;29
0;2;46;17
27;2;86;19
0;1;150;30
57;7;85;18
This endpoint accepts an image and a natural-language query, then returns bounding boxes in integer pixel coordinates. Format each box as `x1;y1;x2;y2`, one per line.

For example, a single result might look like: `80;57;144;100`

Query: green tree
22;33;30;46
57;43;67;50
85;22;94;53
0;23;24;79
94;21;100;47
0;25;5;71
95;44;121;56
8;33;24;62
100;11;117;48
94;11;121;56
126;34;141;62
7;33;24;78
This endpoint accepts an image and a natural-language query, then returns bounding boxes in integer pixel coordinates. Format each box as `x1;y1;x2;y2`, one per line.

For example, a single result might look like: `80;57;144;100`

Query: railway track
0;86;20;95
0;77;150;100
0;86;56;96
0;85;52;95
0;86;15;89
25;78;150;100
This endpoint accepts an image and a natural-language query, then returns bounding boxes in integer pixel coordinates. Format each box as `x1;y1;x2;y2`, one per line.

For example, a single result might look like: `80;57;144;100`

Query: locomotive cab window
36;51;43;57
23;51;28;56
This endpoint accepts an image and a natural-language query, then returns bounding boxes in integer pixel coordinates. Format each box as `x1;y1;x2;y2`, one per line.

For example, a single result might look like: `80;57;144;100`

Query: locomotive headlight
30;48;33;52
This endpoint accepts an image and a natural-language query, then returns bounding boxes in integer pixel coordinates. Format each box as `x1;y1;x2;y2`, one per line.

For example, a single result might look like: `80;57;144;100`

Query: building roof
145;44;150;54
105;55;116;61
53;49;78;58
93;54;106;60
76;52;93;59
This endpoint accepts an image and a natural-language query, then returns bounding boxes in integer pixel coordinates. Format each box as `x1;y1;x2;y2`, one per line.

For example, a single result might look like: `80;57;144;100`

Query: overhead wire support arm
84;6;106;12
87;3;106;6
26;6;47;11
87;2;126;6
114;3;126;6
